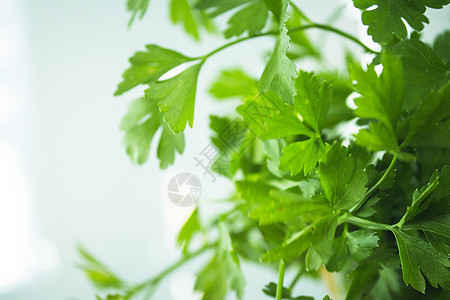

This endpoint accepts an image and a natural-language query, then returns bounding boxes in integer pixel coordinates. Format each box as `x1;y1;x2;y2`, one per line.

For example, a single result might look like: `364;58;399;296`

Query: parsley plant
80;1;450;299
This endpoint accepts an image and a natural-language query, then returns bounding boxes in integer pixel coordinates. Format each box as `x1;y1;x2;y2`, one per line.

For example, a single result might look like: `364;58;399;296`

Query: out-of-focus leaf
388;39;449;111
403;83;450;148
78;245;123;290
170;0;215;40
224;1;268;38
209;69;258;100
177;209;201;255
195;222;245;299
434;31;450;67
127;0;150;25
120;97;185;167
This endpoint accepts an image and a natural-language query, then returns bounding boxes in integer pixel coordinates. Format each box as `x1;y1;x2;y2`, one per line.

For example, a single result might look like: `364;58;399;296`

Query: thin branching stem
351;154;398;214
344;214;393;231
194;23;379;62
395;176;440;227
276;260;286;300
126;244;214;297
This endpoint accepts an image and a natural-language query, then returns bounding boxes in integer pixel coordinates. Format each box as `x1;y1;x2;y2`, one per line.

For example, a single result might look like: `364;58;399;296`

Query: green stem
195;23;378;61
395;176;440;227
351;154;398;214
276;260;286;300
292;24;378;54
127;244;213;297
344;214;393;231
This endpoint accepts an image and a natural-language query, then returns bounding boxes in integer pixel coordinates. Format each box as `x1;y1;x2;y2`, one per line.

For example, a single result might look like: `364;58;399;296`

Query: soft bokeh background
0;0;448;299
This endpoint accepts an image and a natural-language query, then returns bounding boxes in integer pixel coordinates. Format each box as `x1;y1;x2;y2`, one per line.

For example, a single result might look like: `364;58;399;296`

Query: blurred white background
0;0;448;299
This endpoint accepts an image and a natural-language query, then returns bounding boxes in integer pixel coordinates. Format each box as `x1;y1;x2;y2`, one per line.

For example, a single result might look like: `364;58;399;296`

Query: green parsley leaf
407;211;450;240
294;71;332;133
224;1;268;38
261;212;339;264
115;45;192;96
417;148;450;184
261;139;288;178
351;52;403;132
218;223;245;299
248;189;332;225
392;229;450;293
356;123;399;153
319;144;368;210
145;64;201;133
280;138;322;175
351;53;404;155
195;255;227;300
389;39;449;111
356;196;380;218
157;126;185;169
400;169;440;223
236;181;328;226
305;247;322;271
353;0;450;44
120;97;185;167
403;82;450;148
434;31;450;67
209;116;254;178
346;255;401;300
403;166;450;238
346;230;379;262
259;27;297;104
425;231;450;256
120;98;161;164
326;230;348;272
238;92;315;139
371;266;401;300
263;0;288;24
195;222;245;299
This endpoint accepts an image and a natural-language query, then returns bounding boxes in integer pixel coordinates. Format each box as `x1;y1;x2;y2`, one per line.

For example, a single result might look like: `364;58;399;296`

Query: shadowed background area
0;0;448;299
